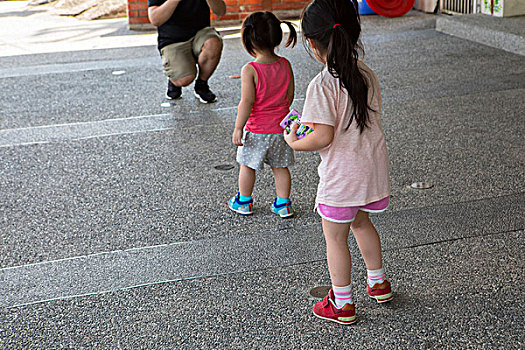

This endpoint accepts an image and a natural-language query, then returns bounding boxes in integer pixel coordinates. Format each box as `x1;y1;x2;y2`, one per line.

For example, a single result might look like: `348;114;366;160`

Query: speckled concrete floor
0;8;523;349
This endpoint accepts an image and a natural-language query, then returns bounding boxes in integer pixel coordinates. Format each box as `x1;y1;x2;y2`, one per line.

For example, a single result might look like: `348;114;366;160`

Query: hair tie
333;23;340;29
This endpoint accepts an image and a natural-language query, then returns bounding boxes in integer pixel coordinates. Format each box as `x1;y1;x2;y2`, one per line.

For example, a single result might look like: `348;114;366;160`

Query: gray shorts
236;131;295;170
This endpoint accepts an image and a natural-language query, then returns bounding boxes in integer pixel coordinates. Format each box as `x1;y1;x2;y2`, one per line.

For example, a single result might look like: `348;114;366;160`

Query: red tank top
245;57;291;134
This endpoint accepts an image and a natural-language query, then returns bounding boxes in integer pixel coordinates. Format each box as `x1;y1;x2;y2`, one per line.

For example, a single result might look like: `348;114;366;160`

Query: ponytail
327;23;371;132
302;0;374;133
281;20;298;49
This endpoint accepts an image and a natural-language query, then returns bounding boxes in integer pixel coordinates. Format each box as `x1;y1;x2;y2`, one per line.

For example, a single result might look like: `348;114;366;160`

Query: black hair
301;0;373;133
241;11;297;56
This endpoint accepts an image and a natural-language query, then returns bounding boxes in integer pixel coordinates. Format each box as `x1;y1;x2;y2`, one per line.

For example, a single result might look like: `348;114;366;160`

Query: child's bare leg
270;167;291;199
350;210;382;270
351;210;392;302
322;219;352;286
238;165;256;197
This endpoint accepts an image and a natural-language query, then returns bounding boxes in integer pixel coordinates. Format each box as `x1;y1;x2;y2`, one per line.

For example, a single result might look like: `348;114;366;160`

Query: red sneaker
312;289;357;325
367;280;393;303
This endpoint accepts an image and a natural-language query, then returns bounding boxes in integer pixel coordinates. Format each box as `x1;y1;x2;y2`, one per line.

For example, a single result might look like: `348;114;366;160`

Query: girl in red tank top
228;12;298;218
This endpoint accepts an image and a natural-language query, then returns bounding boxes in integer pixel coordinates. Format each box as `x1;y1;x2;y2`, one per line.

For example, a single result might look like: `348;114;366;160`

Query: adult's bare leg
197;37;223;81
171;74;195;87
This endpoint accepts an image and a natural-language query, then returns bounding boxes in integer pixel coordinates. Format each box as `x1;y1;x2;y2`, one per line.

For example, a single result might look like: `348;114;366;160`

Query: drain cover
410;182;433;189
214;164;234;171
309;286;330;298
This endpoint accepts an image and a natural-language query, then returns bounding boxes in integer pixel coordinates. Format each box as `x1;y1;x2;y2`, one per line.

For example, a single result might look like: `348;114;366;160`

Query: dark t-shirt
148;0;211;50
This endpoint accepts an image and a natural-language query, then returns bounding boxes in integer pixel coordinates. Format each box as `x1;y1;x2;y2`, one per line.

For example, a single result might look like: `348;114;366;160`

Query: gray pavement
436;13;525;55
0;3;524;349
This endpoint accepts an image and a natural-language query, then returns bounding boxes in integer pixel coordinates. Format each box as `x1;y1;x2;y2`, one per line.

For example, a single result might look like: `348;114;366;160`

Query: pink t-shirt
301;61;390;207
245;57;291;134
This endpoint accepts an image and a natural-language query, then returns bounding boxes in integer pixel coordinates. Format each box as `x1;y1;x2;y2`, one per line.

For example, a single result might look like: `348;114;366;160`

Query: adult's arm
148;0;180;27
206;0;226;17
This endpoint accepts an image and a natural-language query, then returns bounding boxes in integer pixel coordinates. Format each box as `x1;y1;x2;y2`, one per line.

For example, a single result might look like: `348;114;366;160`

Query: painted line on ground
0;113;176;148
0;226;325;308
0;97;306;148
1;194;523;308
0;57;160;79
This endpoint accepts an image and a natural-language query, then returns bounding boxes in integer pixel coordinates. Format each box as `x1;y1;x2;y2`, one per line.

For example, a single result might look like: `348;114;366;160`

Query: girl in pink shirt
285;0;392;325
228;11;297;218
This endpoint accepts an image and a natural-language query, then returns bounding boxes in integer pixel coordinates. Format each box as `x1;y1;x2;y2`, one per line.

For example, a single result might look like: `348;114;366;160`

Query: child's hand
283;122;299;145
232;128;244;146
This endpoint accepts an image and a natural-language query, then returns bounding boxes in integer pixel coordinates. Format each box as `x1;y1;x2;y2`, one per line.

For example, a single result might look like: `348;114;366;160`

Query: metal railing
441;0;477;14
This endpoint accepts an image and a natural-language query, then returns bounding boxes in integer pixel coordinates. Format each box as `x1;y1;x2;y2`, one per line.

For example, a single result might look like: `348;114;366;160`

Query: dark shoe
194;79;217;103
166;80;182;100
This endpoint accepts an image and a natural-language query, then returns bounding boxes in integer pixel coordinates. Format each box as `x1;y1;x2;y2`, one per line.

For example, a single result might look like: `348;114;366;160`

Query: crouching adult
148;0;226;103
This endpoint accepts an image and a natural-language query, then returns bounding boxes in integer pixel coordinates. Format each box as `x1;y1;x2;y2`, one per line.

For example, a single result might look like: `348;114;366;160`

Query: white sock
367;267;386;287
332;284;353;308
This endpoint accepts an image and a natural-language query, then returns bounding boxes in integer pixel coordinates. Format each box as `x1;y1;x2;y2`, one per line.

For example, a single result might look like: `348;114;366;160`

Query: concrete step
436;13;525;55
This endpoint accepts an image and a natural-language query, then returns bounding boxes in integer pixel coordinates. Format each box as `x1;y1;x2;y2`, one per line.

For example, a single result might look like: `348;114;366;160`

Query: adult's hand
206;0;226;17
148;0;181;27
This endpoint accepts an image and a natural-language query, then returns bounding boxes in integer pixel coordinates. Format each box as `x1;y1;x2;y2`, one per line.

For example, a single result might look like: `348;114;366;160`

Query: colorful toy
280;109;314;139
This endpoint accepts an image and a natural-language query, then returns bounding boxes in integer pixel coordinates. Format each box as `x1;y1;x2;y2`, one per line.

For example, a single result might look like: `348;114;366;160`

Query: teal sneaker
228;192;253;215
271;198;294;218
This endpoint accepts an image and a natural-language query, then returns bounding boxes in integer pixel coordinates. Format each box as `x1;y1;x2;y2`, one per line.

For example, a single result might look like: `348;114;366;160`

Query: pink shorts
317;196;390;223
